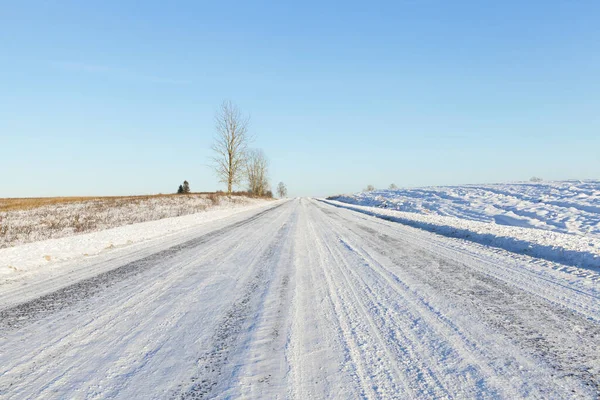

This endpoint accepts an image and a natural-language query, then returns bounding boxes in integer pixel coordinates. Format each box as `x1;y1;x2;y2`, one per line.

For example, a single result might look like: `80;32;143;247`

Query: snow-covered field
332;181;600;237
0;196;274;283
1;199;598;398
0;194;263;249
329;181;600;270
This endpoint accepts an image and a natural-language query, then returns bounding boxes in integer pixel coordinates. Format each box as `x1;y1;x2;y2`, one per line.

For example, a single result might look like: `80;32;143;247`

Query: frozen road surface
1;199;599;399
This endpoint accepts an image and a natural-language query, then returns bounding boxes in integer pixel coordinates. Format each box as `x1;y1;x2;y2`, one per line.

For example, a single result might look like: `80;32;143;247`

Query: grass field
0;192;265;212
0;192;271;248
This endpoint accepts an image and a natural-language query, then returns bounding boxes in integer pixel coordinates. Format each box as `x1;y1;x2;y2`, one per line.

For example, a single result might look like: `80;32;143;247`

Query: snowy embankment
333;181;600;237
0;196;274;281
326;180;600;270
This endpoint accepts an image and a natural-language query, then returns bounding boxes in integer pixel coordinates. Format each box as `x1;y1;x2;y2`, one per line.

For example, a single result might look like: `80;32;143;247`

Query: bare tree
364;185;375;192
389;183;398;190
246;149;269;196
277;182;287;198
530;176;543;182
212;101;251;195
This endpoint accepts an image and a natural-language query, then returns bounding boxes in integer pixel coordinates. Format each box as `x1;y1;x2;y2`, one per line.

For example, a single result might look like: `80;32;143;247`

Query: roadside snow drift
332;181;600;237
327;181;600;270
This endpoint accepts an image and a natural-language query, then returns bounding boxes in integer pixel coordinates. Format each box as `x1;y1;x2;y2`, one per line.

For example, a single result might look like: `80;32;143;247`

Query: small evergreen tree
183;180;191;194
177;184;184;194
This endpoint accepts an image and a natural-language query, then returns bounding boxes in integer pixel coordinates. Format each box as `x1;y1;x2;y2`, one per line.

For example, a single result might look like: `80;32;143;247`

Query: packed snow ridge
328;180;600;270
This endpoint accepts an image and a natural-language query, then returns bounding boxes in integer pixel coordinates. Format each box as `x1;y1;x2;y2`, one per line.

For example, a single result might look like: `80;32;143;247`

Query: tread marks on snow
339;209;600;396
178;221;293;399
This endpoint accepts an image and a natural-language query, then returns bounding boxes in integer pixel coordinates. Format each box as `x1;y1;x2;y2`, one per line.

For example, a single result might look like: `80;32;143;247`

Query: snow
0;194;263;249
328;181;600;271
1;199;598;398
332;180;600;237
0;198;276;284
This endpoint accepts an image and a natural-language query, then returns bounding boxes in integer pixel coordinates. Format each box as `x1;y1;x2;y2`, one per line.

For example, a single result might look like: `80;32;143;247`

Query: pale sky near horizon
1;1;599;198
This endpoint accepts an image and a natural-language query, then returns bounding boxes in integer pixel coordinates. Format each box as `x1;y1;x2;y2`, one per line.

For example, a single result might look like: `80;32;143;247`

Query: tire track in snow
311;205;483;399
316;200;600;397
177;219;294;399
234;214;297;398
305;210;413;399
286;200;363;399
317;213;524;398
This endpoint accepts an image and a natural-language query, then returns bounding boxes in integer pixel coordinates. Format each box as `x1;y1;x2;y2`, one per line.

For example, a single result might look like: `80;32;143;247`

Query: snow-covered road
1;198;599;399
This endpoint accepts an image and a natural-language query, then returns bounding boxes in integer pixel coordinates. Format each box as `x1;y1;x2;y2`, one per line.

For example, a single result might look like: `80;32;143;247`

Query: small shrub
207;193;221;205
0;217;8;236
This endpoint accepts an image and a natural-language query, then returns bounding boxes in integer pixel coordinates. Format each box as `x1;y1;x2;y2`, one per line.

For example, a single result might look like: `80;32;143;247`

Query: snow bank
324;200;600;270
333;181;600;237
0;200;275;280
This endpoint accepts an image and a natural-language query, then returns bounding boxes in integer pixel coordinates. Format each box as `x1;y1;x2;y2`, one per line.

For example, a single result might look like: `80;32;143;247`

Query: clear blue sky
2;1;599;197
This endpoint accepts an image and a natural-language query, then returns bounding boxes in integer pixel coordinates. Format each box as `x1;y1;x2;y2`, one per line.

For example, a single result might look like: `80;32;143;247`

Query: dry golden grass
0;192;268;212
0;194;183;212
0;191;272;248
